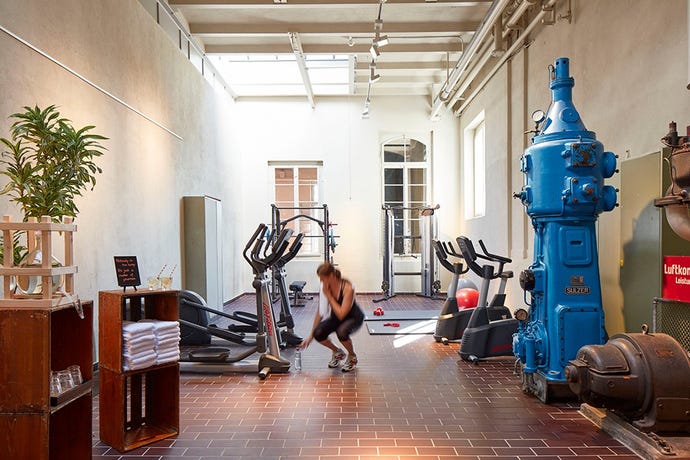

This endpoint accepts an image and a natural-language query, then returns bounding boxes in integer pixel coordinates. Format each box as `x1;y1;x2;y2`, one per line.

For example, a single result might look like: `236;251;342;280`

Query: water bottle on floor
294;349;302;371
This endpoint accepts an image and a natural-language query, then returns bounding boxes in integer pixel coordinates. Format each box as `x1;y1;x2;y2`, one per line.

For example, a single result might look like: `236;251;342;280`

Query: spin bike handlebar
432;240;470;275
456;236;511;280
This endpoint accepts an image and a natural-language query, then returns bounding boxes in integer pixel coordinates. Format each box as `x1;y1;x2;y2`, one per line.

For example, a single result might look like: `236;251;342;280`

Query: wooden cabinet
98;290;179;452
0;301;93;460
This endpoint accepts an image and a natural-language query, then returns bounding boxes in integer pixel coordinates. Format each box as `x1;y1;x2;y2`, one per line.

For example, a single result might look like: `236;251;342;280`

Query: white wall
231;96;462;294
457;0;690;334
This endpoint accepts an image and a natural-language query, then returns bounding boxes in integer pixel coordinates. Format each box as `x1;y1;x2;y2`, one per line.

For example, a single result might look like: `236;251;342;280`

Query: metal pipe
504;0;538;32
445;39;494;110
429;0;511;119
454;0;558;116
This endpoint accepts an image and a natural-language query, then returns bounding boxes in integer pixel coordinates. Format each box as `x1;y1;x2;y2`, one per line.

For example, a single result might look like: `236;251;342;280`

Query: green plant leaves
0;105;107;222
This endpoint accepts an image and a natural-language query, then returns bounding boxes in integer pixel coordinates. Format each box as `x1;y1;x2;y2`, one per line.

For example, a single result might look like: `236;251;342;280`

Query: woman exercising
300;262;364;372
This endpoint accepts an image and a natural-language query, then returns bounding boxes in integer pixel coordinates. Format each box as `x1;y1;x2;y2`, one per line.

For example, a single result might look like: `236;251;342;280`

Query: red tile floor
92;292;639;459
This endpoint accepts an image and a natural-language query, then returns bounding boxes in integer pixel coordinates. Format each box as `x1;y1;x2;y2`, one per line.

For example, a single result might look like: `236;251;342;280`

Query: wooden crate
0;215;77;308
98;290;180;452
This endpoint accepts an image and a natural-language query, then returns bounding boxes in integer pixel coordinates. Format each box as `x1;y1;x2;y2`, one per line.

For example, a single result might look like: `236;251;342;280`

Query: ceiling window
214;54;350;97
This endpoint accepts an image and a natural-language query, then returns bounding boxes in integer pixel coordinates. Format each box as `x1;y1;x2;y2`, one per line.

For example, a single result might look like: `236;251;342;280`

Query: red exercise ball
456;288;479;309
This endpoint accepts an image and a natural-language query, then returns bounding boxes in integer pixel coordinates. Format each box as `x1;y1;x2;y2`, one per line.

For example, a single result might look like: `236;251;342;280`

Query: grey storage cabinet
182;196;222;307
620;150;690;333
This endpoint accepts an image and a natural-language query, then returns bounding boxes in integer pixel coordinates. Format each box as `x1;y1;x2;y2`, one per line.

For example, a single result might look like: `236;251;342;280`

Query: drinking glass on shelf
160;276;172;290
147;276;160;290
50;371;62;397
68;365;83;385
57;369;74;392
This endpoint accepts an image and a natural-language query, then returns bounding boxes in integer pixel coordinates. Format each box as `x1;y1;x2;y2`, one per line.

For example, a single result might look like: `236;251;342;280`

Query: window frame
381;137;431;256
463;111;486;219
269;162;323;257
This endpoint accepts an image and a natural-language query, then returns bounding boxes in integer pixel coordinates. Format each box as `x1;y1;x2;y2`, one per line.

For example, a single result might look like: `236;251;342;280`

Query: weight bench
289;281;312;307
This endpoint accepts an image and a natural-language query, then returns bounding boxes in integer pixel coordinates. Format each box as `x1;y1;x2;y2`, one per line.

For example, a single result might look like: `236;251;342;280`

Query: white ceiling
166;0;566;116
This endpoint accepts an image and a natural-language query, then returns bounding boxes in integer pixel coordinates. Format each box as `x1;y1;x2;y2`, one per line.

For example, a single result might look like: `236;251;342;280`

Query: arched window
381;136;430;255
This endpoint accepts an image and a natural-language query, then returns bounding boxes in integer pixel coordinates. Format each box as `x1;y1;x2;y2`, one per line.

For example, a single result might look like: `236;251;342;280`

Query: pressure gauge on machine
526;109;546;135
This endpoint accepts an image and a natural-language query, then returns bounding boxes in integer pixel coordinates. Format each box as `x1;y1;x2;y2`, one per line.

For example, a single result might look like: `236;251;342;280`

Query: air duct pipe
430;0;510;119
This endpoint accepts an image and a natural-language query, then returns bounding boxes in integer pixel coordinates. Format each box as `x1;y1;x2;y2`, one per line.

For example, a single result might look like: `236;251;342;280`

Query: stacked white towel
140;319;180;365
122;321;156;371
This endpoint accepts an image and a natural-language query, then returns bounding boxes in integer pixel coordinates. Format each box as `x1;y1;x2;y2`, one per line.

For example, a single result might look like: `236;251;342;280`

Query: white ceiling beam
287;32;315;108
171;0;491;7
190;21;480;35
206;42;465;53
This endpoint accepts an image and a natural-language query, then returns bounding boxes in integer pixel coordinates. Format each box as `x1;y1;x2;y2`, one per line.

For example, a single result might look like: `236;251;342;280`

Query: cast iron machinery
562;123;690;433
513;57;618;402
565;326;690;433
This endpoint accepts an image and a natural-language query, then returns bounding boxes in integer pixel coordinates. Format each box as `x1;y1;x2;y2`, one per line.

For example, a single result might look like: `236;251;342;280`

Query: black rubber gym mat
365;319;436;335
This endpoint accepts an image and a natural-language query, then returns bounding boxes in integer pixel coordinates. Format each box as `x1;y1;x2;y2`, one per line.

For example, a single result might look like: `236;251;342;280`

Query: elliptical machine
228;232;304;347
178;224;292;379
455;236;518;363
432;240;477;344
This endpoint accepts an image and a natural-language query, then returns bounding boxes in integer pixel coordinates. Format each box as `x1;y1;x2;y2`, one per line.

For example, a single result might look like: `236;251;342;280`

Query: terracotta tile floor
92;292;639;459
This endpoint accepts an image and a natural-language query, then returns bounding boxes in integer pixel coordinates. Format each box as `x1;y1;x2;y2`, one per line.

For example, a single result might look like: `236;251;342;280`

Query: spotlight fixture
346;36;355;47
369;67;381;83
369;44;380;60
373;34;389;47
374;18;383;31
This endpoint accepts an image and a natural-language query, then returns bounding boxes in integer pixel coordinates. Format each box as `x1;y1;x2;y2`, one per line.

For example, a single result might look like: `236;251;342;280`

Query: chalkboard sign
114;256;141;291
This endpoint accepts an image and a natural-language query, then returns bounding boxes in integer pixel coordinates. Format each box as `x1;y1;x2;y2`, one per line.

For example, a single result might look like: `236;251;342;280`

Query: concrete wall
0;1;241;332
458;0;690;334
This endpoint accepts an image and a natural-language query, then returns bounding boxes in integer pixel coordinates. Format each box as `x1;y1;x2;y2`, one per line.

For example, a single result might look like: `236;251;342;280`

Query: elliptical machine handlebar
243;224;269;270
276;232;304;267
456;236;510;280
243;224;294;273
255;227;293;268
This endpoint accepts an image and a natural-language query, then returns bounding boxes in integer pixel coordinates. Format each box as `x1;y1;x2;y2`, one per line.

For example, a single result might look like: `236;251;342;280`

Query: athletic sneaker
328;349;346;368
342;355;358;372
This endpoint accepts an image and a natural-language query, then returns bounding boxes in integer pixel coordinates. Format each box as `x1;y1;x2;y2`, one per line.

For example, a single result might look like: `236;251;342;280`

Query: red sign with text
662;256;690;302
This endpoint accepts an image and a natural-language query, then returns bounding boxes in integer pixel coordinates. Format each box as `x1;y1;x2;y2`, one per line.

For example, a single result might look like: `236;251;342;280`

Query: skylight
212;54;351;98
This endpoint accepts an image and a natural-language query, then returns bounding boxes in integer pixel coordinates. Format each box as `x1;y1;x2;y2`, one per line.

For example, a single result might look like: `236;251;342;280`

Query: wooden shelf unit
0;301;93;460
98;290;180;452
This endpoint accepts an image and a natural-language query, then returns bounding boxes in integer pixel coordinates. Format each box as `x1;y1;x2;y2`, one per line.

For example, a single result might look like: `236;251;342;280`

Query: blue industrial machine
513;57;618;402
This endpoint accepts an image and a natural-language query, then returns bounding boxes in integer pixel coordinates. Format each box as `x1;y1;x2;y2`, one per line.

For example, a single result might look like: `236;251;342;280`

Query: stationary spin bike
432;240;477;344
455;236;518;363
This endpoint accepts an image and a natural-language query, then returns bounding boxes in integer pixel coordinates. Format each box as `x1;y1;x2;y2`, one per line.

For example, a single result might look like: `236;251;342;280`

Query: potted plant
0;105;107;221
0;105;107;295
